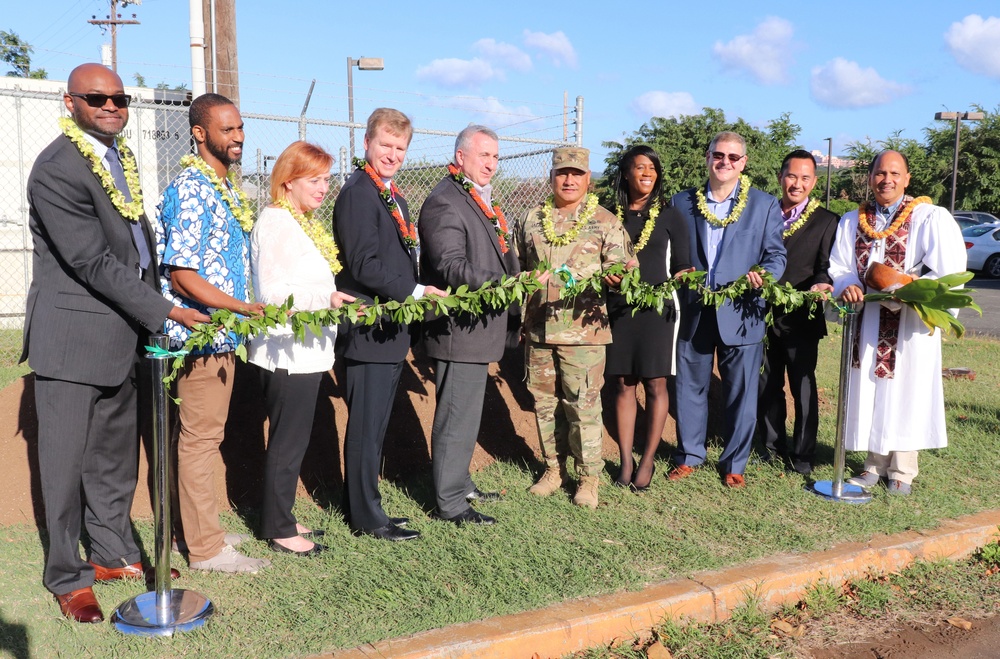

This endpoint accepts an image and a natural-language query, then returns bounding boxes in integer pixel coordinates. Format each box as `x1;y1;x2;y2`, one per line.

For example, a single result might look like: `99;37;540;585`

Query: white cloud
945;14;1000;78
472;38;532;73
810;58;911;108
445;96;538;123
712;17;794;85
630;91;699;119
415;58;497;88
523;30;578;68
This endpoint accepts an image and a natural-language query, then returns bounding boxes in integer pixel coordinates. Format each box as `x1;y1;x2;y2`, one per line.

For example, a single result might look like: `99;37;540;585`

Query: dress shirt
781;198;810;232
704;181;739;289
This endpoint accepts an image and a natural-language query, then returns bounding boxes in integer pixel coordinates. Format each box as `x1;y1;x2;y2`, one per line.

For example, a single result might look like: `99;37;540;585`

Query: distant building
811;150;855;169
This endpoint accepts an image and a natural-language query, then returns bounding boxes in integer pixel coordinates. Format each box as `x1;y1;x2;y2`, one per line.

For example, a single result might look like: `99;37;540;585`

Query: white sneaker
173;533;250;554
189;544;271;574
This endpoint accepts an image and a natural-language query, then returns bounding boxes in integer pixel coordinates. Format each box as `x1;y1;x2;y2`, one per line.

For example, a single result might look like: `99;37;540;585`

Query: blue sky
5;0;999;172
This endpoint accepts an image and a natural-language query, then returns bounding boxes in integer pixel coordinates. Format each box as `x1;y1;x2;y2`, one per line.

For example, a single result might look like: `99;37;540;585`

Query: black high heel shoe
614;462;634;488
630;462;656;492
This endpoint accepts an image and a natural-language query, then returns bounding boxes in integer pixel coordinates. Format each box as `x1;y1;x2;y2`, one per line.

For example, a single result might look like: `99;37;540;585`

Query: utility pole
202;0;239;105
88;0;140;73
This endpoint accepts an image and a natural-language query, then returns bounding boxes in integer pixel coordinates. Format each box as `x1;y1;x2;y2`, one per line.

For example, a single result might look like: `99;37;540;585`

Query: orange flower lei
857;196;932;240
447;163;510;253
354;158;417;248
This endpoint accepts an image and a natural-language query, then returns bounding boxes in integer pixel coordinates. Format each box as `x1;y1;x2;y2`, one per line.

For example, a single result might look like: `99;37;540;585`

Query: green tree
0;30;46;79
927;105;1000;215
598;108;801;206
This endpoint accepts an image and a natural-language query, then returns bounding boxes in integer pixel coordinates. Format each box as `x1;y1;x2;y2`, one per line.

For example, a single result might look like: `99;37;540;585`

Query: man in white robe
829;150;966;496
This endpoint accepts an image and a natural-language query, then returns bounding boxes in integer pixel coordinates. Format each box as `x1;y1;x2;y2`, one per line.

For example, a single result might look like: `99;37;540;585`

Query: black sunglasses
710;151;745;163
68;92;132;109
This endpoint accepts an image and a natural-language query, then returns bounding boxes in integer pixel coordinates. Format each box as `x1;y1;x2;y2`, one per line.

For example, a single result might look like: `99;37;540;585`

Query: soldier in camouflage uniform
516;146;633;508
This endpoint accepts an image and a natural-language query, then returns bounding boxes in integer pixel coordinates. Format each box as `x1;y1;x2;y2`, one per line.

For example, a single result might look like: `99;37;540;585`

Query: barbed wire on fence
0;80;578;365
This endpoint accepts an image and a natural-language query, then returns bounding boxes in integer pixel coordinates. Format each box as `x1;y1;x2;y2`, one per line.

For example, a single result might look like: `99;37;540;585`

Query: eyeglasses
710;151;745;163
68;92;132;109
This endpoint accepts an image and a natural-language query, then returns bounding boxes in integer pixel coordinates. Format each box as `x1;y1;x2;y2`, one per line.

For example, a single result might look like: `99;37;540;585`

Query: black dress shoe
465;488;502;503
268;540;327;556
388;517;410;527
356;523;420;541
434;508;496;526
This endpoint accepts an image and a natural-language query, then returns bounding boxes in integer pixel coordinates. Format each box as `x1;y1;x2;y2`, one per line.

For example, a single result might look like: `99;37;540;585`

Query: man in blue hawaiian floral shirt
154;93;266;574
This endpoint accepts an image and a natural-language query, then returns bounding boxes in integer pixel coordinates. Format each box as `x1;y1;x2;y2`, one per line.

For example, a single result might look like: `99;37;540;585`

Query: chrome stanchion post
112;334;214;635
810;301;872;504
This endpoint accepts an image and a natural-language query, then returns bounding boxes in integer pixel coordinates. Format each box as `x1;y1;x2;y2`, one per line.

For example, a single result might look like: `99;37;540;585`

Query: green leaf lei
615;202;659;253
783;199;821;238
540;193;599;246
275;198;343;275
180;154;255;233
161;266;980;385
695;175;750;228
59;117;144;223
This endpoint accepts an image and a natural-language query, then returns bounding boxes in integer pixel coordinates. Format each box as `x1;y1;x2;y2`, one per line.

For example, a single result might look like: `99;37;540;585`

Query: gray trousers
431;360;488;517
36;368;142;595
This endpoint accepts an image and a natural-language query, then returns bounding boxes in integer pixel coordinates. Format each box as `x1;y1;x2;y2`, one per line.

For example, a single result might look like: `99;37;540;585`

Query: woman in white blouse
248;141;353;556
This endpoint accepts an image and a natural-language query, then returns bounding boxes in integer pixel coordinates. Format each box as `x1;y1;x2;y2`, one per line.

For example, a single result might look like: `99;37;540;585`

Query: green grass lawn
0;329;998;658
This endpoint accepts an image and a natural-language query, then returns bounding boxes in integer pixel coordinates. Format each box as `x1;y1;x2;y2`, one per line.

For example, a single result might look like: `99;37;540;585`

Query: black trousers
757;330;820;466
258;367;323;539
342;358;404;532
35;365;142;595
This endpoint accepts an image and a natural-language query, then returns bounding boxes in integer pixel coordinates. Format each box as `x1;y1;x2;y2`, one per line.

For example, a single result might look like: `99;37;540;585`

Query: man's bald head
63;63;129;145
67;63;123;94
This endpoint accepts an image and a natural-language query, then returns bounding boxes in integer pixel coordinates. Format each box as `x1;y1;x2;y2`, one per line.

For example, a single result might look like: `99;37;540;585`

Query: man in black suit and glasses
22;63;205;622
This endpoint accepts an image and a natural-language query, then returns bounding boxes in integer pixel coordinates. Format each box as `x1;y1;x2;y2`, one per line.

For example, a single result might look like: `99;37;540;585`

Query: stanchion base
112;589;214;636
809;480;873;504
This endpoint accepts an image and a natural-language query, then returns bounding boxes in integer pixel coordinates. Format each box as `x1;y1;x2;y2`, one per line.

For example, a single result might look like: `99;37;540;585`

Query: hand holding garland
162;265;980;385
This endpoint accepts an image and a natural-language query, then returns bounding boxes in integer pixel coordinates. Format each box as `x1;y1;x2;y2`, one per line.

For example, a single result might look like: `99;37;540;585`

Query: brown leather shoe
56;586;104;623
90;561;180;582
668;465;695;481
723;473;746;488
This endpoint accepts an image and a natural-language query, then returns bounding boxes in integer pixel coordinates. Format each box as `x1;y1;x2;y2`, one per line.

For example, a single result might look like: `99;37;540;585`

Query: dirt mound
1;350;667;528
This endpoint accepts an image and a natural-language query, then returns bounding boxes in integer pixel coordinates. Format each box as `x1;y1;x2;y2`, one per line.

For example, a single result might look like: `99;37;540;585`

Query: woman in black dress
605;145;692;491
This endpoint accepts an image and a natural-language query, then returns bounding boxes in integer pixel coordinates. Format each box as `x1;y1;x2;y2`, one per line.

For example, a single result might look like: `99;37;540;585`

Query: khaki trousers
176;353;236;563
864;451;919;484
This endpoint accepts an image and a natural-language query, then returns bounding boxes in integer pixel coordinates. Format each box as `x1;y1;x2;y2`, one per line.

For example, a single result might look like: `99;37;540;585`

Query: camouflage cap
552;146;590;172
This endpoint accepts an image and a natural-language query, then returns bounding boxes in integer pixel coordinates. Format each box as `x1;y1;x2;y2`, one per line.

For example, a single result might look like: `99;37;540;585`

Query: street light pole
824;137;833;210
347;56;384;162
934;111;984;215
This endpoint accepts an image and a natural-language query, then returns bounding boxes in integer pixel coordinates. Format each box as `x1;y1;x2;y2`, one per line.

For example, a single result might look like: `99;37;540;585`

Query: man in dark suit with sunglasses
667;131;786;489
22;63;206;622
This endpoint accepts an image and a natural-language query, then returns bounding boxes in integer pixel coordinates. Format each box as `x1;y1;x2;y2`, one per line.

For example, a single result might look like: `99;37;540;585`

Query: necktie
105;146;151;272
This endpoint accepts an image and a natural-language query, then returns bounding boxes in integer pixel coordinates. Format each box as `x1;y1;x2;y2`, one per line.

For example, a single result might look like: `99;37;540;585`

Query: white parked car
962;223;1000;278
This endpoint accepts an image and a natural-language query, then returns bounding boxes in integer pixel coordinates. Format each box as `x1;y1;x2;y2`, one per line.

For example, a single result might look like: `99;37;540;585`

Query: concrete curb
329;510;1000;659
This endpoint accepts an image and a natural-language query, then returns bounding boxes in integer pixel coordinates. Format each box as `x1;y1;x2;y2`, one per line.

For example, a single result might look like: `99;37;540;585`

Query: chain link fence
0;78;577;367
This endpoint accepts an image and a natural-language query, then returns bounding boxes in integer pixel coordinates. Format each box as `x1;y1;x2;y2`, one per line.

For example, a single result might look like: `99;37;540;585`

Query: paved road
963;273;999;338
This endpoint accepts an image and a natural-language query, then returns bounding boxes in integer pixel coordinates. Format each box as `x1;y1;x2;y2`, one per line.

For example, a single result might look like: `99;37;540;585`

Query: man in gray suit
419;125;518;525
22;63;206;622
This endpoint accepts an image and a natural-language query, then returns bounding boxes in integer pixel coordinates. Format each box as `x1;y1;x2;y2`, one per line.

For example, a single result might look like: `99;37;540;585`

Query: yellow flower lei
695;175;750;228
540;193;599;246
179;154;255;233
59;117;144;223
857;196;932;240
275;198;342;275
616;201;660;252
783;199;821;238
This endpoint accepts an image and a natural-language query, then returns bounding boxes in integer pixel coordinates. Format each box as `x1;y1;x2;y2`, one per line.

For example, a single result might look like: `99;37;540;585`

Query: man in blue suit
668;131;786;488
